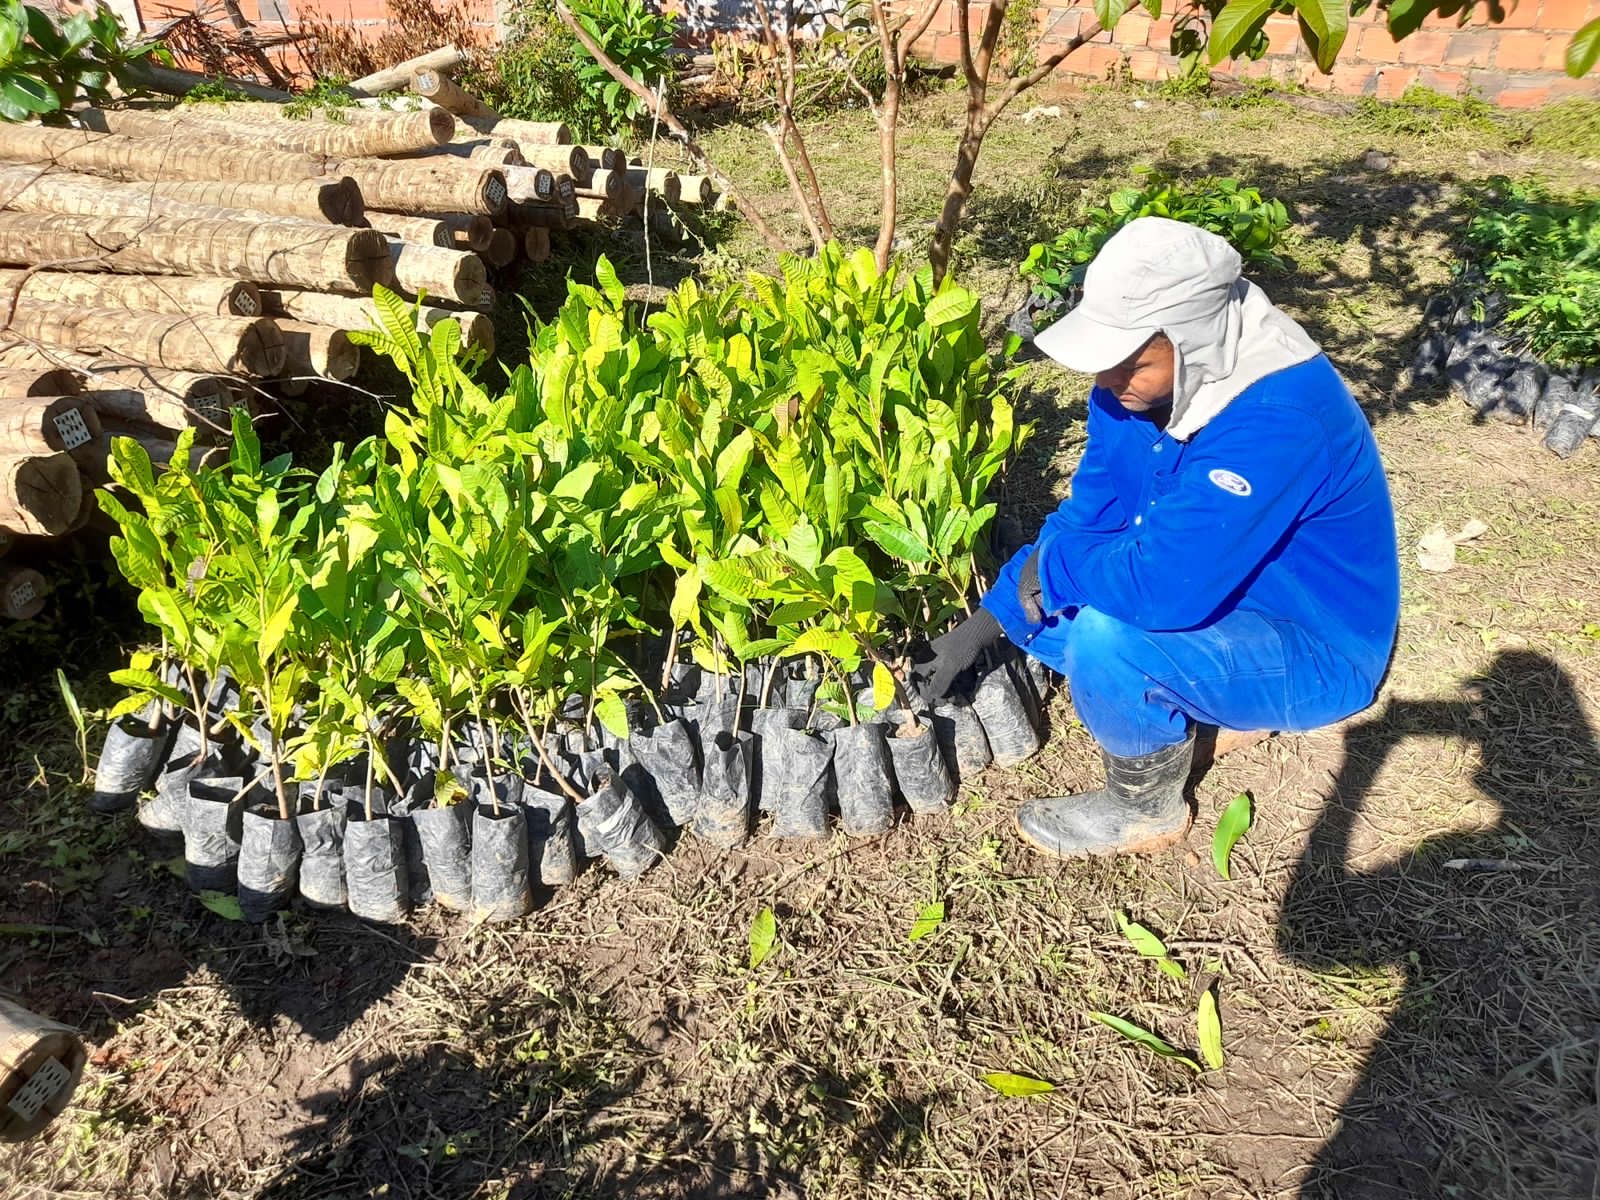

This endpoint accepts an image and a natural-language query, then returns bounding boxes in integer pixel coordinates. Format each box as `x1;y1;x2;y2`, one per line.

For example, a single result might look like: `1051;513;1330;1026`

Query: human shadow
243;976;934;1199
1279;650;1600;1199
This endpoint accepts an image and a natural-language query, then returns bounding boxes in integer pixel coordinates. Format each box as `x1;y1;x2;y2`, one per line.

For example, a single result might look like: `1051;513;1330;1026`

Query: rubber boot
1015;732;1194;858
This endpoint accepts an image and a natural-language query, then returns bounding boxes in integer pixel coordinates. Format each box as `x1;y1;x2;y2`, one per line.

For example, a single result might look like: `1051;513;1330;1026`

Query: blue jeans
1017;604;1366;758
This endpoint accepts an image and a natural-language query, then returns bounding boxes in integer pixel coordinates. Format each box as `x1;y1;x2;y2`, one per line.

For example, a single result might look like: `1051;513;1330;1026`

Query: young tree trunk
0;367;81;396
927;7;1102;283
105;177;363;225
260;288;496;349
581;146;626;172
676;174;715;206
334;159;508;217
0;125;326;186
0;269;260;317
386;241;489;305
367;214;454;247
86;385;240;435
502;165;556;202
411;70;500;121
275;320;360;381
0;302;286;376
0;164;360;229
433;212;496;251
75;106;454;158
0;394;101;456
458;116;572;146
0;450;80;535
512;145;591;184
0;212;393;293
484;227;518;268
350;45;465;96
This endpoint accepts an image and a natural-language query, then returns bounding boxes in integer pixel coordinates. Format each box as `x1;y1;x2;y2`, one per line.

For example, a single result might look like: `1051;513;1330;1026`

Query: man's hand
1018;549;1044;624
911;608;1006;703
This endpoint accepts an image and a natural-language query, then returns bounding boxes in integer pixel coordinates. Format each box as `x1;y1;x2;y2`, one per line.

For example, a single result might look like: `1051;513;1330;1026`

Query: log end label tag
52;408;92;451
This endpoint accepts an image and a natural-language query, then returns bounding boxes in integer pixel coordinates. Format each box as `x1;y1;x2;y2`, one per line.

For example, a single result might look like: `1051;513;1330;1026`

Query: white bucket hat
1034;216;1242;373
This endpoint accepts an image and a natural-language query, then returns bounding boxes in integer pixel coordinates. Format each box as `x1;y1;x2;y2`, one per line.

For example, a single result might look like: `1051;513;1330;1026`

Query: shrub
1462;178;1600;370
1020;173;1290;302
471;0;676;142
102;247;1028;773
0;0;165;123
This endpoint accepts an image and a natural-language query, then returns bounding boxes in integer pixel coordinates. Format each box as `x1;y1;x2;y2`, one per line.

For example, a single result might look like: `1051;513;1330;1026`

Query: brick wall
132;0;1598;107
911;0;1600;108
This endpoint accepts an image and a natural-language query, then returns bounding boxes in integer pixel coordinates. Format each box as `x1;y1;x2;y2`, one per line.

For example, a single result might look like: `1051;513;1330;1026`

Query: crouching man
915;217;1400;857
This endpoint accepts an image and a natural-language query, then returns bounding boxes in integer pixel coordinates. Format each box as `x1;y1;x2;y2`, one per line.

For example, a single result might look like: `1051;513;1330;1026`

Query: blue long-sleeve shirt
982;354;1400;705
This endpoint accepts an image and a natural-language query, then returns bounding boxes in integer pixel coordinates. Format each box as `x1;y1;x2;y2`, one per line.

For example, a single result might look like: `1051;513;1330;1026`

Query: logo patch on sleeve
1208;468;1253;497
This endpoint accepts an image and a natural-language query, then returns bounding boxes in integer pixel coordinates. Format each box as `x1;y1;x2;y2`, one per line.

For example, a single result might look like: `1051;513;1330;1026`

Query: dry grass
3;82;1600;1200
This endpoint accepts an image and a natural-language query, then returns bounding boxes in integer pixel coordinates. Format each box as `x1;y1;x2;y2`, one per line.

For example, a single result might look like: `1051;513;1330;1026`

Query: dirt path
2;88;1597;1200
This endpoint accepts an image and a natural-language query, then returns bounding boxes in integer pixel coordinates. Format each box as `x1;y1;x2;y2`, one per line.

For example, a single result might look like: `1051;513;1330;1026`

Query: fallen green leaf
1116;911;1187;980
56;669;85;736
982;1071;1055;1096
199;891;244;921
1198;985;1224;1071
1212;791;1254;881
908;900;945;942
0;923;76;938
748;907;777;969
1088;1011;1201;1072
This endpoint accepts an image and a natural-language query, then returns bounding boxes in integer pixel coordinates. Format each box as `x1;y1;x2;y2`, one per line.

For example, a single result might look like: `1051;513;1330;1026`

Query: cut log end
485;228;517;269
346;228;397;290
0;565;48;619
0;451;81;537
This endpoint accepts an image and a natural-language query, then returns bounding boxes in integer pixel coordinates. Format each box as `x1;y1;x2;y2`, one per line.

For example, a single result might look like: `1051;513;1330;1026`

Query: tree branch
996;18;1105;108
765;122;827;251
895;0;946;74
554;1;790;255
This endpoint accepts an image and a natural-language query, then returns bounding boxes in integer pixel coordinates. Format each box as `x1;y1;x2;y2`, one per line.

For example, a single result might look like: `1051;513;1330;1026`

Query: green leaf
1088;1012;1201;1072
1207;0;1275;63
982;1071;1055;1097
923;288;977;328
1569;16;1600;77
864;520;932;564
908;900;945;941
748;907;777;969
594;693;630;740
1291;0;1349;73
871;661;896;712
56;669;85;737
1211;791;1253;881
1093;0;1131;32
199;891;244;921
1198;985;1224;1071
1115;910;1187;980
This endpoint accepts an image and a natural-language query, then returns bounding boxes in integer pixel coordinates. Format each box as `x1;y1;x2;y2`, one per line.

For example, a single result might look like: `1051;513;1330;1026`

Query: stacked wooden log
0;50;726;602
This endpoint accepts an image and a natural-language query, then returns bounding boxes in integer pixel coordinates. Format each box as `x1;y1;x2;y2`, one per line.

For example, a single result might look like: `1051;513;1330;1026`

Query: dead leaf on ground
1416;518;1489;572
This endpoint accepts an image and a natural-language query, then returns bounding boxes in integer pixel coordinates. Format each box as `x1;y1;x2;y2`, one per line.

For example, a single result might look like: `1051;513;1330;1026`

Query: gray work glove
911;608;1005;702
1018;549;1044;624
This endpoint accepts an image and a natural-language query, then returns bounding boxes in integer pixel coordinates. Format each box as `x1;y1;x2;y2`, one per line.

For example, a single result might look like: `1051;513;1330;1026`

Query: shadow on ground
1281;649;1600;1199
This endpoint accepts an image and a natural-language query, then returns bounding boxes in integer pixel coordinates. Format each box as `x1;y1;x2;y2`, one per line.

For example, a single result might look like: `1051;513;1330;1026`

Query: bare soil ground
2;85;1598;1200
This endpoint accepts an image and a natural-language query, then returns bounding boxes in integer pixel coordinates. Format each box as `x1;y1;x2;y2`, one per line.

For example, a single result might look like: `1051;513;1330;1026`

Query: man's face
1096;334;1175;414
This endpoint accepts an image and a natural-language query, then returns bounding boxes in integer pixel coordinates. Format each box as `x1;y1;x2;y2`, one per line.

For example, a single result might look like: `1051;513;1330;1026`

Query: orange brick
1145;17;1174;49
931;32;960;61
1418;66;1468;92
1446;31;1497;66
1396;30;1451;63
1330;60;1381;94
1539;0;1596;32
1497;83;1553;106
1373;65;1419;96
1496;0;1542;28
1126;48;1164;79
1495;29;1551;69
1047;8;1085;41
1116;11;1153;45
1542;35;1572;70
1264;14;1300;54
1358;25;1399;59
